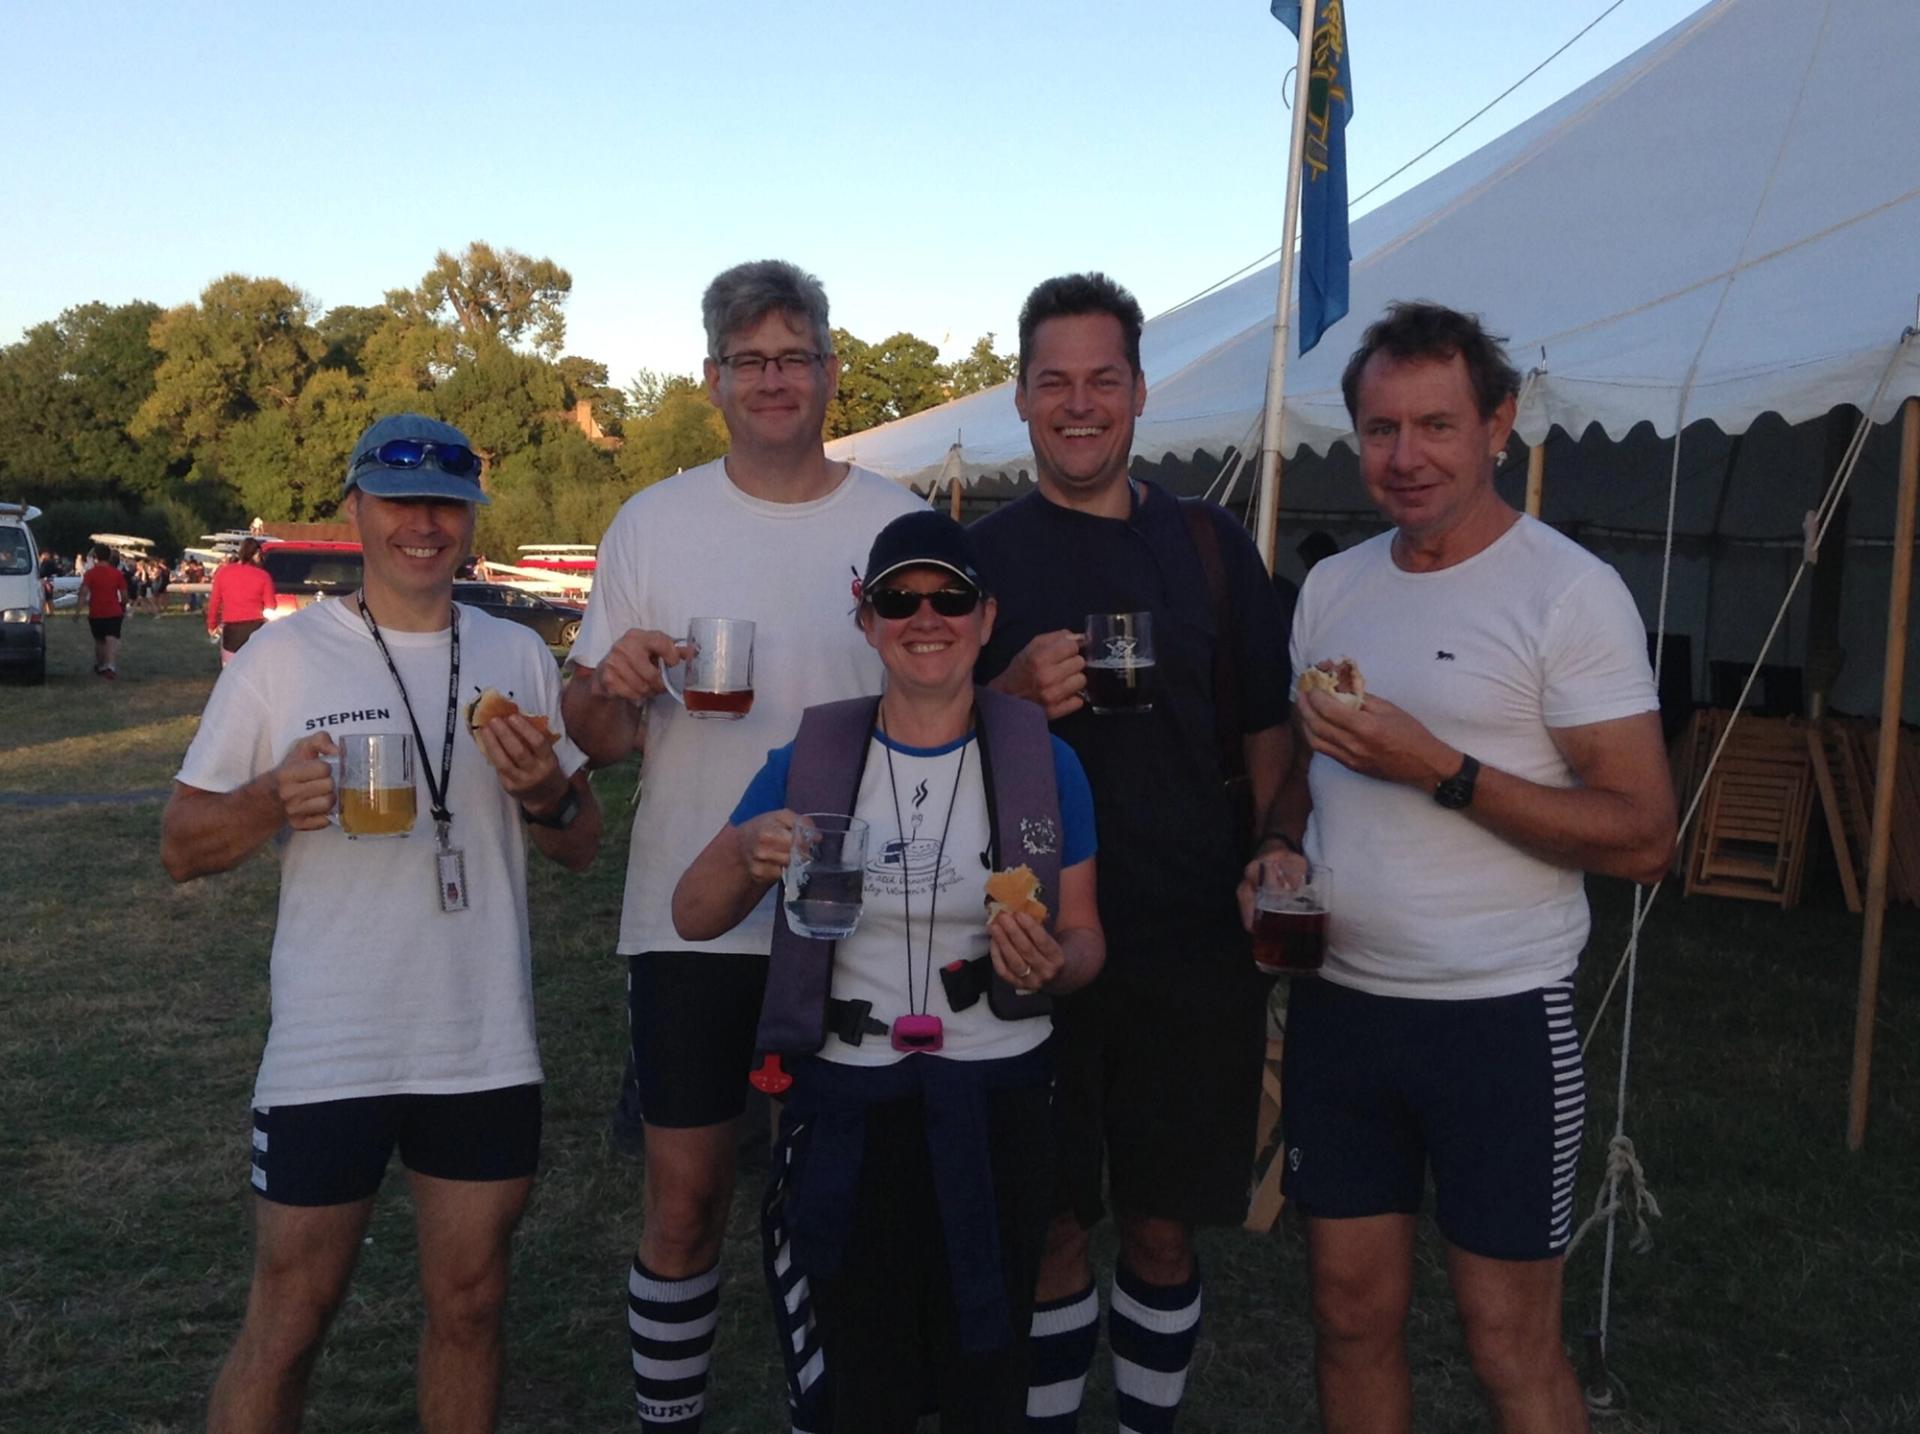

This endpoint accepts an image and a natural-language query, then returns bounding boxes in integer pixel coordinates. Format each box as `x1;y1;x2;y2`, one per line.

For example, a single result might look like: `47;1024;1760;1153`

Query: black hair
1339;301;1520;422
1017;272;1145;380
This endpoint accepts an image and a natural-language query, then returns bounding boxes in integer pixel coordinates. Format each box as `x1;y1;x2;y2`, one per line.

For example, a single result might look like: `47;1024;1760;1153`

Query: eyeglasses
352;439;481;478
867;586;980;620
715;350;826;378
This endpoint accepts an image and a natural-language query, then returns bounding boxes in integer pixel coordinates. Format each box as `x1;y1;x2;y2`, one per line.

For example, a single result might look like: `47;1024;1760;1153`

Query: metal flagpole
1254;0;1319;573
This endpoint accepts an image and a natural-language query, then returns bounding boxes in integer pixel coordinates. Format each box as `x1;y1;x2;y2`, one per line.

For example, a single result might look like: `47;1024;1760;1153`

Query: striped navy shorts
1280;977;1584;1260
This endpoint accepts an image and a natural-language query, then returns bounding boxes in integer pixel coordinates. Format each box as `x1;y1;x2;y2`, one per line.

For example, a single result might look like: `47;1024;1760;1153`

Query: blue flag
1271;1;1353;355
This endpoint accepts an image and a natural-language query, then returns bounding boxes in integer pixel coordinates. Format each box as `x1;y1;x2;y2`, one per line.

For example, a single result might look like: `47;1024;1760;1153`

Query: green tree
413;242;573;360
0;301;173;502
315;303;391;375
826;329;947;439
557;355;626;433
946;332;1016;397
615;387;728;491
627;368;707;418
132;275;323;452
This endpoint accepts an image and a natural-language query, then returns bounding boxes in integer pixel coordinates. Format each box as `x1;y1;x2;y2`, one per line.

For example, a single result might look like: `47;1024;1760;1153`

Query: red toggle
749;1053;794;1096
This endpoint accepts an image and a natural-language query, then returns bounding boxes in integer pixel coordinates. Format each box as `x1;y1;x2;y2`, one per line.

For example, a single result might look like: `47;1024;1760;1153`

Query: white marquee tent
827;0;1920;720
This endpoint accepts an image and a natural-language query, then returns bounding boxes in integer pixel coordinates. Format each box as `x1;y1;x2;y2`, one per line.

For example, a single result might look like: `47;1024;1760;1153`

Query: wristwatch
1433;754;1481;810
523;785;581;830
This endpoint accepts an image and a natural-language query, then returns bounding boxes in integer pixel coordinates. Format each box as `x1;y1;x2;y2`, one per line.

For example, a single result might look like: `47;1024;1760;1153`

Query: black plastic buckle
939;957;990;1012
827;998;889;1047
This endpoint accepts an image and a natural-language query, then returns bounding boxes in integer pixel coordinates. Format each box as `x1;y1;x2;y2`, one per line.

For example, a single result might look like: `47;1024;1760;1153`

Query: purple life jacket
756;686;1063;1055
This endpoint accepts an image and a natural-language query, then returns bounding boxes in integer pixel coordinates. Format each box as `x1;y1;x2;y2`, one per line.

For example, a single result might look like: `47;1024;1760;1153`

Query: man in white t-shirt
564;260;922;1431
1245;304;1676;1434
161;414;601;1433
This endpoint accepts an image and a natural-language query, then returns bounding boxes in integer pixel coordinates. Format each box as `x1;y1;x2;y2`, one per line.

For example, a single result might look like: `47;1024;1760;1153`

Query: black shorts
1052;957;1271;1229
1281;978;1584;1260
222;618;264;653
628;949;767;1128
87;617;123;640
249;1084;543;1207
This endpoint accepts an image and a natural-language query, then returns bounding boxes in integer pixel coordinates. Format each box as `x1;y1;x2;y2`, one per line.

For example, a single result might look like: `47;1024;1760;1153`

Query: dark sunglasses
352;439;481;478
867;586;980;620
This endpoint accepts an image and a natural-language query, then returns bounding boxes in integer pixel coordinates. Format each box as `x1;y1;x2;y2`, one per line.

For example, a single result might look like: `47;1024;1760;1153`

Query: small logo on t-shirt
1435;650;1456;662
1020;816;1060;857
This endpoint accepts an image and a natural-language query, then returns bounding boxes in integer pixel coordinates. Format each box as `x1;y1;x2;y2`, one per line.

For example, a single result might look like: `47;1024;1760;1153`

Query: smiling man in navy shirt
971;272;1292;1434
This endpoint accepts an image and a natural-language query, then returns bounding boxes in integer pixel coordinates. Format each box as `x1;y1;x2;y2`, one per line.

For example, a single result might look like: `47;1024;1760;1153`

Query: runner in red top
206;538;278;665
81;543;130;677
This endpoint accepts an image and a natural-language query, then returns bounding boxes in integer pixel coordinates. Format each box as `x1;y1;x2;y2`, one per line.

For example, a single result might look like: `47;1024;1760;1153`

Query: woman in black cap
674;509;1104;1432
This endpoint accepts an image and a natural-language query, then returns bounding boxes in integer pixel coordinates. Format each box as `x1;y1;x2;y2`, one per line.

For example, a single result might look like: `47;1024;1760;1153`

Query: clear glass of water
784;814;869;939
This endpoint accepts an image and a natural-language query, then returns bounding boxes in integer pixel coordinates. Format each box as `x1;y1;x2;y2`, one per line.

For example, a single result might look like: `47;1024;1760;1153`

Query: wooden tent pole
949;474;963;521
1847;394;1919;1151
1253;0;1318;574
1524;442;1546;518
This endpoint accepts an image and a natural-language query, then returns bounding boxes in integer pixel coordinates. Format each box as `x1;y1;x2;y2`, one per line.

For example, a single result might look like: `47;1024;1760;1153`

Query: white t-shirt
734;730;1098;1066
570;460;923;955
1291;517;1658;999
176;598;588;1106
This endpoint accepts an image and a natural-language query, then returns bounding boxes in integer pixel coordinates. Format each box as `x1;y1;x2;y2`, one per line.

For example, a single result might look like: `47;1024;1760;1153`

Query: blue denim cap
343;413;490;504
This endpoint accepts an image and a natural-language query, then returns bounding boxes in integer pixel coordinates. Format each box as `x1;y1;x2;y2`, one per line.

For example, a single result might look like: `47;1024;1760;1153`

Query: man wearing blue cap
162;412;601;1432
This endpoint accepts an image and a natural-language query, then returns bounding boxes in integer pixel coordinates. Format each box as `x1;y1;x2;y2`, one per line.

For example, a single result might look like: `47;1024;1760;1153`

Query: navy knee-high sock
1109;1261;1202;1434
1026;1280;1099;1431
628;1256;720;1430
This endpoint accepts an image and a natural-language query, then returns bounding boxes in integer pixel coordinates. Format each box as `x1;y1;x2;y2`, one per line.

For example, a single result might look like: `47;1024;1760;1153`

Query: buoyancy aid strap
756;697;880;1055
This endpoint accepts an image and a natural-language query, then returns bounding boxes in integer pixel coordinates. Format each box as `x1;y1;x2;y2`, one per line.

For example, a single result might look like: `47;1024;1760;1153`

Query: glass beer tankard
326;732;418;839
662;616;756;719
1084;611;1157;715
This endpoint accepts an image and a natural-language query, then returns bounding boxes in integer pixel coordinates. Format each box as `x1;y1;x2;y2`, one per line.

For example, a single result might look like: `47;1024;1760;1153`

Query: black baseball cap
861;509;984;592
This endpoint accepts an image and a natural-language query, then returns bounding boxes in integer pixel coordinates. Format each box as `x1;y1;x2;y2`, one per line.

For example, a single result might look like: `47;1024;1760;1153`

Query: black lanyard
356;594;459;839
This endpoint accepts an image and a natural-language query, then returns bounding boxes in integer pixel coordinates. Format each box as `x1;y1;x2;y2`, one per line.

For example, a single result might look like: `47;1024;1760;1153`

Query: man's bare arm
562;628;687;767
523;768;602;873
160;734;336;882
1298;693;1676;885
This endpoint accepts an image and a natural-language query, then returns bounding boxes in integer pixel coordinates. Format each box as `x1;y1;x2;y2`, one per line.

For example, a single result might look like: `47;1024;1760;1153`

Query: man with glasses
161;413;602;1432
973;273;1294;1434
565;260;921;1431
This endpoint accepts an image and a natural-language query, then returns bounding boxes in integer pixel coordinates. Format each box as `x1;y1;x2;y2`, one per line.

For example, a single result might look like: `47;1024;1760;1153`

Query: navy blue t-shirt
973;482;1291;964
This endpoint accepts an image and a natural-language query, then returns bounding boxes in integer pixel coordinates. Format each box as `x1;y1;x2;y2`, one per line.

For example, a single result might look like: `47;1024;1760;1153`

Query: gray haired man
565;260;922;1430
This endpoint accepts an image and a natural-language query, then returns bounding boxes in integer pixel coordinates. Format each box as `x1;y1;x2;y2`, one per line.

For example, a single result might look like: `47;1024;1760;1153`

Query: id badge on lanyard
359;596;469;915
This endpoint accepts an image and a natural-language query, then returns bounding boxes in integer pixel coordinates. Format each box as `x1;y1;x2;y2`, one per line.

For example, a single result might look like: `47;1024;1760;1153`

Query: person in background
81;542;129;678
207;538;278;665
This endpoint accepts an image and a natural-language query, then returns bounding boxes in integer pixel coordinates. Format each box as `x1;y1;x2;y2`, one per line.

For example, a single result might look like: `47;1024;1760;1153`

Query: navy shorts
1281;978;1584;1260
249;1084;542;1207
628;949;767;1128
87;617;123;640
1052;957;1271;1228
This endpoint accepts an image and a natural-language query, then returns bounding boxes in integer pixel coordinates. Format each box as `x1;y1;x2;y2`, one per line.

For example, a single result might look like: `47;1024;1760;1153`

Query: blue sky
1;0;1708;385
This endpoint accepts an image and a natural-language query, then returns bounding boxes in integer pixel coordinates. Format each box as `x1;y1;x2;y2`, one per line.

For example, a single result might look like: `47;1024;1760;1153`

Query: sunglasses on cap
352;438;481;478
867;586;981;620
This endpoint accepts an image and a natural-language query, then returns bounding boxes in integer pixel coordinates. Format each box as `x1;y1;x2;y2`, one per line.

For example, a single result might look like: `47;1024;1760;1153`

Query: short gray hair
702;260;833;362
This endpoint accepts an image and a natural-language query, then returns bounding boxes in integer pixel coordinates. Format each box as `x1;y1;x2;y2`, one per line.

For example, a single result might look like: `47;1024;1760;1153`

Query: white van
0;501;47;684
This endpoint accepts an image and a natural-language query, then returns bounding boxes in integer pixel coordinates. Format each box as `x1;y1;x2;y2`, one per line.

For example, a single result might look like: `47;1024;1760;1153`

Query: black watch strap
524;784;581;830
1434;754;1481;810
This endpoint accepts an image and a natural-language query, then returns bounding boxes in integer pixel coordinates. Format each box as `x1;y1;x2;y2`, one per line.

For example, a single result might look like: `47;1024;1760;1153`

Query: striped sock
1026;1281;1099;1431
1109;1262;1202;1434
628;1257;720;1430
